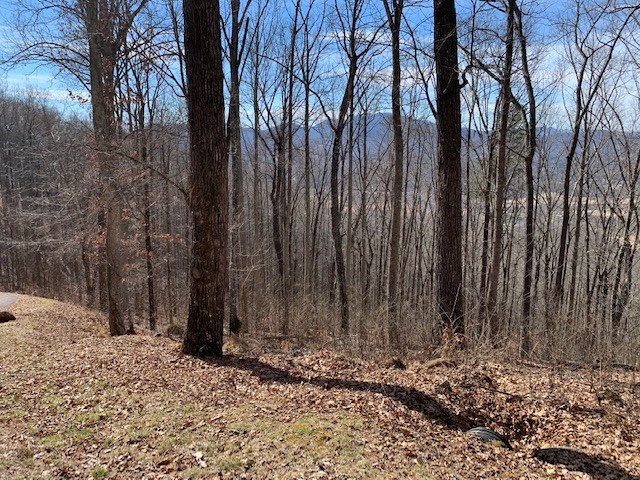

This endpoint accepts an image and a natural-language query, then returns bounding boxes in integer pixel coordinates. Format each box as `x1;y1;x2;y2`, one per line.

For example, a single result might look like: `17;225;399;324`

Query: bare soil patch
1;295;639;479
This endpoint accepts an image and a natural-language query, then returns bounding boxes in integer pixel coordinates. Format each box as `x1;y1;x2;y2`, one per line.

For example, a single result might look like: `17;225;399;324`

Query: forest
2;0;640;478
2;0;640;363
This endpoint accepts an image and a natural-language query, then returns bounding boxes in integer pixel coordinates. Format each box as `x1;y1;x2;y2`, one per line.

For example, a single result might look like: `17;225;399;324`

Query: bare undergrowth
1;296;639;479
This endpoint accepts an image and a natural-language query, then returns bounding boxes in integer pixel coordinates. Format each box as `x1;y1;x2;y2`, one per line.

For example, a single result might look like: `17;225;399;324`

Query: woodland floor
1;296;640;479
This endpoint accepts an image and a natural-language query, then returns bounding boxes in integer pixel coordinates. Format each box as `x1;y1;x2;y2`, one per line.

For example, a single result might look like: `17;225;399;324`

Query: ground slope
0;296;639;479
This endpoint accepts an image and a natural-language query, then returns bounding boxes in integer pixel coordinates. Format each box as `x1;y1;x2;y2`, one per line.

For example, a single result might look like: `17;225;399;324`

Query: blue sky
0;1;89;115
0;0;627;128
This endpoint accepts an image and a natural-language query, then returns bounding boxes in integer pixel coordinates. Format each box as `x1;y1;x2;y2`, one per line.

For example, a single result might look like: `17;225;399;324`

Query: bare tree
382;0;404;351
434;0;464;339
182;0;229;357
486;0;515;341
514;2;537;355
84;0;150;335
553;0;637;310
325;0;379;334
225;0;254;335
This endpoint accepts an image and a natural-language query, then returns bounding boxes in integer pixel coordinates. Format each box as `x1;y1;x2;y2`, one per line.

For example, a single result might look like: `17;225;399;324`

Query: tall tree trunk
487;0;514;342
228;0;245;335
303;25;312;299
383;0;404;352
568;120;590;317
331;123;350;333
515;3;536;356
478;140;496;329
85;0;132;336
329;0;366;334
346;97;354;300
251;33;264;324
271;139;287;327
434;0;464;339
182;0;229;357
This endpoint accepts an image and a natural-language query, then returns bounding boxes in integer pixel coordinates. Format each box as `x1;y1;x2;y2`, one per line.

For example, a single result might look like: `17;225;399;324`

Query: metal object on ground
466;426;512;450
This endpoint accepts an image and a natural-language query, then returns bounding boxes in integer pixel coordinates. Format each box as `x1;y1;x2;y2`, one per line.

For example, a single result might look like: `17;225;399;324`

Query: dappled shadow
534;448;640;480
199;355;640;478
209;355;482;432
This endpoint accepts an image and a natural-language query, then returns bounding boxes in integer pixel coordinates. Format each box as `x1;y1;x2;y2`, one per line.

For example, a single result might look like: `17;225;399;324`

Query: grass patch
286;414;359;453
229;421;252;434
41;433;66;449
125;426;150;444
216;455;244;472
0;406;27;425
91;466;107;479
69;427;94;442
43;394;66;407
95;379;114;393
75;410;107;425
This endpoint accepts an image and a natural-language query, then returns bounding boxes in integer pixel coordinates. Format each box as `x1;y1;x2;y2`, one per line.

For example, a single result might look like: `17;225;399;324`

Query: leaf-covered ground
1;296;639;479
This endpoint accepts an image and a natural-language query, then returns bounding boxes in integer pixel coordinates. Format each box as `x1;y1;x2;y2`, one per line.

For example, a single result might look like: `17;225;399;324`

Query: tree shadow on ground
209;355;481;432
207;356;640;478
534;448;639;480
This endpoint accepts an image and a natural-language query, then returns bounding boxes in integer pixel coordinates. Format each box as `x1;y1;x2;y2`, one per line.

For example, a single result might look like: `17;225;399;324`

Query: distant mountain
236;112;605;188
240;111;398;152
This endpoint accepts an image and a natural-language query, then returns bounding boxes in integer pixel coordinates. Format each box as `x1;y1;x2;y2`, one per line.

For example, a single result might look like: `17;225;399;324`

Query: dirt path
0;292;17;310
1;296;639;479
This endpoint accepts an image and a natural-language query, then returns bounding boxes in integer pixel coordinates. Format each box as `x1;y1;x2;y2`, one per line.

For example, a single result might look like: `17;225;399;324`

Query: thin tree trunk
487;0;514;342
383;0;404;352
329;0;366;334
303;23;312;298
515;3;536;355
228;0;245;335
143;149;156;331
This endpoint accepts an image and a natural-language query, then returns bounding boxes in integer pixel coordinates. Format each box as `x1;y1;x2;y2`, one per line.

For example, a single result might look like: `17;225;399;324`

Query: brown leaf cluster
1;296;639;479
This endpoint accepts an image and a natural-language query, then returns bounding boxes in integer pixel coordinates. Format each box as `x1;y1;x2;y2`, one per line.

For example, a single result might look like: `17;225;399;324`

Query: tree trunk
383;0;404;352
143;153;156;331
228;0;244;335
84;0;132;336
434;0;464;338
329;0;365;334
515;3;536;356
182;0;228;357
487;0;514;342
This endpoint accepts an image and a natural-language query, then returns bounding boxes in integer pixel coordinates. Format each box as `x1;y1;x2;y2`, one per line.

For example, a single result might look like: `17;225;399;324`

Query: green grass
287;414;359;453
91;466;107;479
229;421;252;434
75;410;107;425
125;426;150;444
40;433;66;449
216;455;244;472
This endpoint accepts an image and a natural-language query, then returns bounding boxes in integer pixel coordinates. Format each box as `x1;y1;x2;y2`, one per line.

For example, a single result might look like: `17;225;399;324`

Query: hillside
1;296;639;479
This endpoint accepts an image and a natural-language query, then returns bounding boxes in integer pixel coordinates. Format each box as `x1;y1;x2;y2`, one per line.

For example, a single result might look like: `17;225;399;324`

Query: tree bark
383;0;404;352
487;0;514;342
182;0;228;357
434;0;464;338
84;0;136;336
515;3;536;356
228;0;245;335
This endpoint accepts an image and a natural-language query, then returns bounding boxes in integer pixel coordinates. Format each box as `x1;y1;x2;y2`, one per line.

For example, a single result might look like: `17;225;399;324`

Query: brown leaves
2;297;640;479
